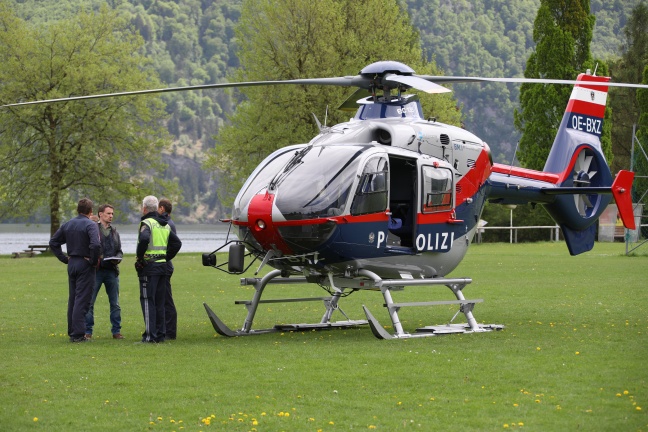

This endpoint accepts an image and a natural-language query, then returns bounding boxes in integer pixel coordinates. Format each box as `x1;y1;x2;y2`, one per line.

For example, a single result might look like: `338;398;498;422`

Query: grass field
1;242;646;431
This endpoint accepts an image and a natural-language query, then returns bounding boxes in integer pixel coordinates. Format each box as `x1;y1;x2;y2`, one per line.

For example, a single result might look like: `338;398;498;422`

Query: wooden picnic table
27;244;51;253
12;244;51;258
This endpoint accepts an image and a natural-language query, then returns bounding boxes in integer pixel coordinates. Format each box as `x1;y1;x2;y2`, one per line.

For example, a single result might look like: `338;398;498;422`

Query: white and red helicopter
200;61;637;339
4;60;640;339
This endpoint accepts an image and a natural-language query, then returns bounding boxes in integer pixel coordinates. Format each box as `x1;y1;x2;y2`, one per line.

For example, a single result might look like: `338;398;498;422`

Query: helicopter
3;60;640;339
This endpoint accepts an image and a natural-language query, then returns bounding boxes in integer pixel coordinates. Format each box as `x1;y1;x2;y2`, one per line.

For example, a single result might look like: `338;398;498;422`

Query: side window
421;165;453;213
351;156;389;215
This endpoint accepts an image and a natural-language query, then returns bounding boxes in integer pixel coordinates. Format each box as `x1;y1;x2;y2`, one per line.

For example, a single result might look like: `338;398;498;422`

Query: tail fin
489;72;635;255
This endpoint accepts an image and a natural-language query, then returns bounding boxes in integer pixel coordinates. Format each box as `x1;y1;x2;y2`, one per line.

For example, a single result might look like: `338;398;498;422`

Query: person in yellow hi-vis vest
135;195;182;343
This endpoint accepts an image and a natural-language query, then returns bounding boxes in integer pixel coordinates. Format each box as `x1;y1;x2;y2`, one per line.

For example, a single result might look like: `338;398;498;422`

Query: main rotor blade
0;76;371;108
415;75;648;89
338;88;372;112
5;72;648;109
384;74;451;94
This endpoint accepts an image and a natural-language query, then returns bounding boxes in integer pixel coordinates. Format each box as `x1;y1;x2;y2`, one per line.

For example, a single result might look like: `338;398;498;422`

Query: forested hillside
5;0;640;222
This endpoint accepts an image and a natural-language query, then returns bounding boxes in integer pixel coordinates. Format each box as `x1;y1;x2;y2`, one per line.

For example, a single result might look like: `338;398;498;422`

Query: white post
504;205;517;243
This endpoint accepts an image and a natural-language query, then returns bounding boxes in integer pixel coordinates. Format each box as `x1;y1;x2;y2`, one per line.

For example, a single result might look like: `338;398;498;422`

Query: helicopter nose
247;192;292;254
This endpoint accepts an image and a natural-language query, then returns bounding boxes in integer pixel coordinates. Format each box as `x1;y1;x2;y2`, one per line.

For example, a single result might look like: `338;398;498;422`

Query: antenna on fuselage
507;141;520;177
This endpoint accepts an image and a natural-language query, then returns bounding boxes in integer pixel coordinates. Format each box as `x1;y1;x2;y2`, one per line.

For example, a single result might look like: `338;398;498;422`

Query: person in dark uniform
158;198;178;340
85;204;124;339
136;195;182;343
49;198;101;343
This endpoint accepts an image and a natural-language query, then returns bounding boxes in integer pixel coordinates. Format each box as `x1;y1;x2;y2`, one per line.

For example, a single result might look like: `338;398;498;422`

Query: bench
12;244;51;258
27;244;51;253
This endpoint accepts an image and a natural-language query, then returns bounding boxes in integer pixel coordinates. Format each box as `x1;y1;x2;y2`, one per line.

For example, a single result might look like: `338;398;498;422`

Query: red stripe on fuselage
455;147;493;204
233;211;388;228
492;164;561;184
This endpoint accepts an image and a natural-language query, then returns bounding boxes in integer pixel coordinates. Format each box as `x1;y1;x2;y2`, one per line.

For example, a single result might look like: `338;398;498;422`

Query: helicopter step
359;270;503;339
203;269;368;337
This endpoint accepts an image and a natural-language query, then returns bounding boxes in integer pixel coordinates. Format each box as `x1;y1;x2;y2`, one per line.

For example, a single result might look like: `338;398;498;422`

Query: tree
205;0;462;204
514;0;611;171
0;4;171;234
609;2;648;173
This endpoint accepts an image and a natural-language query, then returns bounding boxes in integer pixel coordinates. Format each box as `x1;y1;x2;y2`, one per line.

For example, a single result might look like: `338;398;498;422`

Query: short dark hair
77;198;94;215
159;198;172;214
98;204;114;214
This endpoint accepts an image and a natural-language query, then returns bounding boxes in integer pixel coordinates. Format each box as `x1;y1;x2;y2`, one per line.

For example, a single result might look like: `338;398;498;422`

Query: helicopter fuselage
231;99;493;279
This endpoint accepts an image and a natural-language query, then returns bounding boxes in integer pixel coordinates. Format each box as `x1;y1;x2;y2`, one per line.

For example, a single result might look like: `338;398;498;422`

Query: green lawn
1;242;646;431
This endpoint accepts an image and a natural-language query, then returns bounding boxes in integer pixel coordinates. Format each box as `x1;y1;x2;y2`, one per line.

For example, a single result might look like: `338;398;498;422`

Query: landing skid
203;268;502;339
359;269;503;339
203;269;368;337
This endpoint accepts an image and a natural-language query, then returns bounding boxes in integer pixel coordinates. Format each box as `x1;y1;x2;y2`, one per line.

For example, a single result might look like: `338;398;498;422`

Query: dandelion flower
575;352;580;355
513;403;519;407
157;416;163;421
252;420;259;426
637;407;642;411
518;422;524;426
616;393;622;397
329;421;335;425
369;426;377;429
504;424;509;428
33;418;38;422
624;390;629;395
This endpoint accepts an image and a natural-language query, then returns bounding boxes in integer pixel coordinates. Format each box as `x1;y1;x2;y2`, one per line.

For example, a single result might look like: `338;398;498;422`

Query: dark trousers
164;273;177;339
139;273;168;342
85;268;121;335
67;257;96;340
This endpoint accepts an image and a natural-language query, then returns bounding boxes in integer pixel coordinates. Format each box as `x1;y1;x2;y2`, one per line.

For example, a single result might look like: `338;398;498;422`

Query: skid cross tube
358;269;503;339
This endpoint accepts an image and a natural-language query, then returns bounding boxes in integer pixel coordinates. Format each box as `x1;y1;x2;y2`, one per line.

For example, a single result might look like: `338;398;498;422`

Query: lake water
0;223;233;255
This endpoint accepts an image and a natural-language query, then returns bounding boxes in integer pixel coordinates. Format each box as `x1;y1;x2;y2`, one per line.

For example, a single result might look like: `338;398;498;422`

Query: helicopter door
350;155;389;216
415;162;454;251
387;156;417;248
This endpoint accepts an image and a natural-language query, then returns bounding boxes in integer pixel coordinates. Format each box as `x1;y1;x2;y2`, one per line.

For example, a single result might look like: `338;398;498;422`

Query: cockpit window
421;165;453;213
274;146;369;220
351;156;389;215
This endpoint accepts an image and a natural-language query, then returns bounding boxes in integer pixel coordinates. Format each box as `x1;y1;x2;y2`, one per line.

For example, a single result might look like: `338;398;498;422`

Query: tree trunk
49;187;61;237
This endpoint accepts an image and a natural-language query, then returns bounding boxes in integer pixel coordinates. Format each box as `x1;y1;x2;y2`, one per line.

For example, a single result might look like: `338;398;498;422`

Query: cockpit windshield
275;145;370;220
233;146;298;219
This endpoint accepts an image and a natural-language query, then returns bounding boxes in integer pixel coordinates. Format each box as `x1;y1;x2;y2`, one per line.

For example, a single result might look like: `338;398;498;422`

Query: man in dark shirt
158;198;178;340
85;204;124;340
49;198;101;343
136;195;182;343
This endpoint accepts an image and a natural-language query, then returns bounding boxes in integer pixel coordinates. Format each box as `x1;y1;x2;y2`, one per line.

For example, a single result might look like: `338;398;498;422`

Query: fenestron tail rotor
572;149;598;217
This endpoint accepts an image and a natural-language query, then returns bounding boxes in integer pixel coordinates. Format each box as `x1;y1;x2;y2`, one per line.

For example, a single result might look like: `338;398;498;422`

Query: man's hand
135;259;145;271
